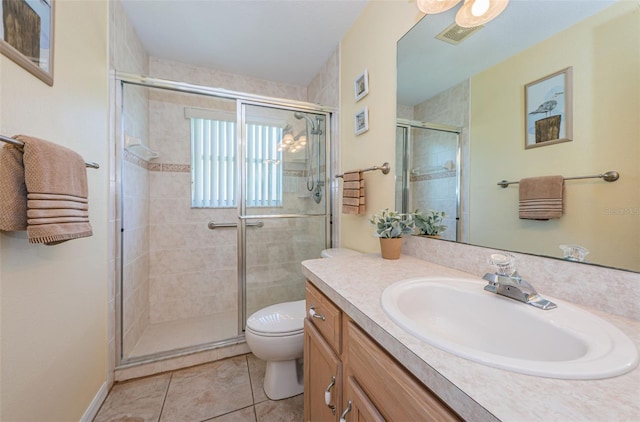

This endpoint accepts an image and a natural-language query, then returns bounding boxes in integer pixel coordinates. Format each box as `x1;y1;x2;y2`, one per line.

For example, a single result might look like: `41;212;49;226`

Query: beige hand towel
519;175;564;220
0;144;28;231
342;170;366;215
18;135;93;245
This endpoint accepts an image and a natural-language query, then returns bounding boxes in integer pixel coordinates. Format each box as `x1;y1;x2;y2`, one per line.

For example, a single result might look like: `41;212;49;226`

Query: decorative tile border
125;153;323;177
410;169;456;182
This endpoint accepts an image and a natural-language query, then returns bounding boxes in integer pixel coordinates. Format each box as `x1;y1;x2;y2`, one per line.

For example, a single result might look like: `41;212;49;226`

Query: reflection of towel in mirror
4;135;93;245
342;171;365;215
519;175;564;220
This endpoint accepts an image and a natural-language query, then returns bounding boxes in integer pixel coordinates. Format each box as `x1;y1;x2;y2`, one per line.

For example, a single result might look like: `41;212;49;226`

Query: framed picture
354;69;369;101
0;0;54;86
354;107;369;135
525;67;572;149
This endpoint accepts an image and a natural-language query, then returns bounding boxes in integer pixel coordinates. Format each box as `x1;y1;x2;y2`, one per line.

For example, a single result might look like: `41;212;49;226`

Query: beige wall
339;1;422;252
0;0;109;420
468;2;640;270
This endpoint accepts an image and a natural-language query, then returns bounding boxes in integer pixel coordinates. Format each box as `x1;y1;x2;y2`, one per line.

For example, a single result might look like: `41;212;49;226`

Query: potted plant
370;209;415;259
412;209;447;238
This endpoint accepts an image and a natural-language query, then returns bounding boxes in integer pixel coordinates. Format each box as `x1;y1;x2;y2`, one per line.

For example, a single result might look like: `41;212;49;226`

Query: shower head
294;112;320;134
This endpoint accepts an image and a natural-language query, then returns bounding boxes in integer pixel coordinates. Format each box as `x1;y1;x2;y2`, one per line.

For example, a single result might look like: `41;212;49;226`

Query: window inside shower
190;113;285;208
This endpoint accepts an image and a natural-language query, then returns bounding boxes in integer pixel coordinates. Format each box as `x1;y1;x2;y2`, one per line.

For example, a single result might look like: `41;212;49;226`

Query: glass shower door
240;104;330;322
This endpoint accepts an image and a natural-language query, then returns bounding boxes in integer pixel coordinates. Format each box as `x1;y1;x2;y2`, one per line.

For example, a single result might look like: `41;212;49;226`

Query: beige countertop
301;253;640;422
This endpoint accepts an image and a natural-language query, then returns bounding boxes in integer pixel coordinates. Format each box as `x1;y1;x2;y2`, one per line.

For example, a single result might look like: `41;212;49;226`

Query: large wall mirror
397;0;639;272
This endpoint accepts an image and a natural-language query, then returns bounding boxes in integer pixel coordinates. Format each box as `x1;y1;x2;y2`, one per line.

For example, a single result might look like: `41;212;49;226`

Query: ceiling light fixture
417;0;510;28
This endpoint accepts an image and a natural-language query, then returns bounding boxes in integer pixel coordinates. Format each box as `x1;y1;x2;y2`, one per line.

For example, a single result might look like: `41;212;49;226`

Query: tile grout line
245;354;257;405
156;372;173;422
200;404;257;422
245;354;260;422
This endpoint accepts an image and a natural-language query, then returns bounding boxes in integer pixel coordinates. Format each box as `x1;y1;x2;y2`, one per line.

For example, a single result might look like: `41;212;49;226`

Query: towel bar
0;134;100;169
336;162;391;179
497;171;619;188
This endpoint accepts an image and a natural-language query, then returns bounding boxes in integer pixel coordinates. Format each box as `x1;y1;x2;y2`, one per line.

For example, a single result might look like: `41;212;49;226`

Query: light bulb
471;0;489;16
456;0;510;28
416;0;462;14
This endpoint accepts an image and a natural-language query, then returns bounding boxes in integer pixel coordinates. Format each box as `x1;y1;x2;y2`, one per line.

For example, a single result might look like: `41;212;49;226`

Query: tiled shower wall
110;0;150;361
122;150;151;357
143;58;330;328
412;80;470;241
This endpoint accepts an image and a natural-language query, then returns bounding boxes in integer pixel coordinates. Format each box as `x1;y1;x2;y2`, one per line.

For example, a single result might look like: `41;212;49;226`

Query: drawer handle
325;376;336;415
309;305;326;321
339;400;352;422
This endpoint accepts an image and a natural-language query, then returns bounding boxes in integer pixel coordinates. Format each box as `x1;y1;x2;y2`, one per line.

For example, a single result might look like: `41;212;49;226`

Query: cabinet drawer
305;281;342;354
345;320;460;421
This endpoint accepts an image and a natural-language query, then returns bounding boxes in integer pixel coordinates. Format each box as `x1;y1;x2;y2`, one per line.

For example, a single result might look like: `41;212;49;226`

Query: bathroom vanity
302;254;640;421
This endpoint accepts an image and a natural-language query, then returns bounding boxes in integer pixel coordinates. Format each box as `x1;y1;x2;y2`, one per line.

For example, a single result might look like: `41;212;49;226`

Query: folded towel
0;144;28;231
342;170;366;215
519;175;564;220
16;135;92;244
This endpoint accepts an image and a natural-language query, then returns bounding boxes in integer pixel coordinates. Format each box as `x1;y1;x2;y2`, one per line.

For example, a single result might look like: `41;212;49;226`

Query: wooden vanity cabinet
304;319;342;421
344;320;460;421
305;282;342;421
304;281;460;422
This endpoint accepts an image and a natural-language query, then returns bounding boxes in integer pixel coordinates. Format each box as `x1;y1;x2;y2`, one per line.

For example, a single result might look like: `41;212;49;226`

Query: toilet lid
246;299;306;335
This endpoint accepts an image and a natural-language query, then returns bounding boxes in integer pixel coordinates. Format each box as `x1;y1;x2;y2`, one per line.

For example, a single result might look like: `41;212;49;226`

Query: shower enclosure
116;74;331;365
396;119;461;241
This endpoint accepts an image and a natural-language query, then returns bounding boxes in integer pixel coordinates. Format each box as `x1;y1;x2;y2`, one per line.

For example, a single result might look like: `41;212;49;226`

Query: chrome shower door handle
208;221;264;230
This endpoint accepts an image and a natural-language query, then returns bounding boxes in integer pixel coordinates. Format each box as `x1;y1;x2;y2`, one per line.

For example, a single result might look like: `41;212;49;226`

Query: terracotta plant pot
379;237;403;260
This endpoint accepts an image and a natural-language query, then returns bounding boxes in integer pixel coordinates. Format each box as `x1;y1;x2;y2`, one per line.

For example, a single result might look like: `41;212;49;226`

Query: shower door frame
396;118;462;241
115;72;334;367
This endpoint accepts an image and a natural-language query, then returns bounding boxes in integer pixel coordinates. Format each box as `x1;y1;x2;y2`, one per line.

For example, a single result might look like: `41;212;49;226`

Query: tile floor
94;354;303;422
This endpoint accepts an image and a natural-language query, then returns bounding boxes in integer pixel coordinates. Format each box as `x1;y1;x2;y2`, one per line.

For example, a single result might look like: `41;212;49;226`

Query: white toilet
245;300;306;400
245;247;361;400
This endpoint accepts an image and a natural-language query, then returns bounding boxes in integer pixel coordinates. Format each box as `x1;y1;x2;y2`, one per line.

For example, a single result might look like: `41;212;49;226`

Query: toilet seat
246;299;305;336
321;248;362;258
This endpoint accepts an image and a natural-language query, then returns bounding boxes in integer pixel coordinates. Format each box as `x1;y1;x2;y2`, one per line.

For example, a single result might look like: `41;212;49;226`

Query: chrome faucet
482;254;557;310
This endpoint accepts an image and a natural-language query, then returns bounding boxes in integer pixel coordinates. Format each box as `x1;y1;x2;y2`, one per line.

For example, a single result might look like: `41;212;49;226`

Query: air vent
435;22;483;45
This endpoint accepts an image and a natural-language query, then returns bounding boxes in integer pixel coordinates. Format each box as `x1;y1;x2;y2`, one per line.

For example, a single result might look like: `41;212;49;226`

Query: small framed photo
0;0;55;86
354;107;369;135
354;69;369;101
525;67;572;149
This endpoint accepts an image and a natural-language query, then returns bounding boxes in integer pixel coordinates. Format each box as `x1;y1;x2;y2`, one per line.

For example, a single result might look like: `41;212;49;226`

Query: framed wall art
525;67;572;149
354;69;369;101
355;107;369;135
0;0;54;86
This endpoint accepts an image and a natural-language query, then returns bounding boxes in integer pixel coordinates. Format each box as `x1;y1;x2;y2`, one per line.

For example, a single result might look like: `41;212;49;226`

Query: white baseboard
80;381;109;422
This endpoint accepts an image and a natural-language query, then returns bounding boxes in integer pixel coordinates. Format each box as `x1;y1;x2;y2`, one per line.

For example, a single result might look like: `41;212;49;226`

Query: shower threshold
127;311;239;359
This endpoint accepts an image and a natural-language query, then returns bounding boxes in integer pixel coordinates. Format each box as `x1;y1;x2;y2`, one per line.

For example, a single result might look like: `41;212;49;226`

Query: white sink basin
381;277;638;379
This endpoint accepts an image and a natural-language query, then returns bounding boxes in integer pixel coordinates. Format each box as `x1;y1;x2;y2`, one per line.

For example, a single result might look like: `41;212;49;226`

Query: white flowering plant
370;209;415;238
